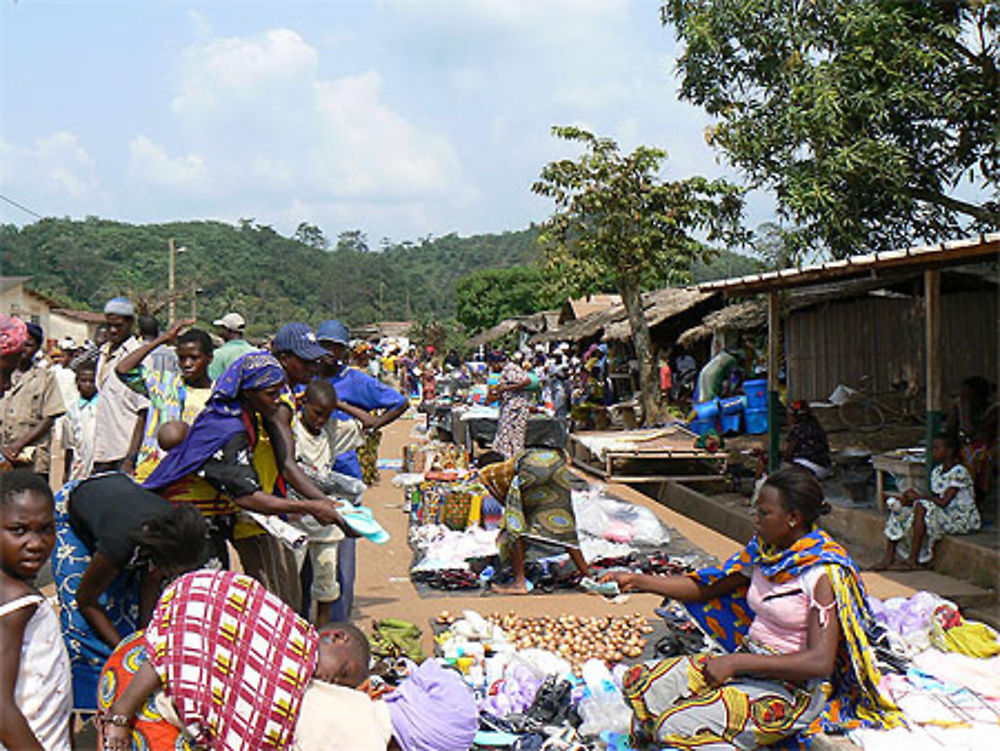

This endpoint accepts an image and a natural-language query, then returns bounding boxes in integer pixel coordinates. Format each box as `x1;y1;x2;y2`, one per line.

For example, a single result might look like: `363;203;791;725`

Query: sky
0;0;772;245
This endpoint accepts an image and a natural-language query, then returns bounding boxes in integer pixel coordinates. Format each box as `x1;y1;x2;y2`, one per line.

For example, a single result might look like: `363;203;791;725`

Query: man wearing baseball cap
209;312;257;381
315;319;408;622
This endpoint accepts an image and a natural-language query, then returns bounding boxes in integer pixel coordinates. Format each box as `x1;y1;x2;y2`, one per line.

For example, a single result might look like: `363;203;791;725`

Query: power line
0;193;44;219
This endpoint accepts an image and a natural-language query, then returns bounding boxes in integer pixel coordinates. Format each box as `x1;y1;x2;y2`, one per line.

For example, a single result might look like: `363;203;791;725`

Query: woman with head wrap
97;570;372;751
0;316;66;475
143;352;351;567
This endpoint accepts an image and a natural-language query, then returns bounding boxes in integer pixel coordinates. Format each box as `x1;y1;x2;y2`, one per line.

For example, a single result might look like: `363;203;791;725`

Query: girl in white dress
0;469;72;751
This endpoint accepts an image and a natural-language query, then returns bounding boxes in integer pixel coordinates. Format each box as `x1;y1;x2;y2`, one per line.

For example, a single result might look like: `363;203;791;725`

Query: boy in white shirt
62;359;100;482
293;380;364;623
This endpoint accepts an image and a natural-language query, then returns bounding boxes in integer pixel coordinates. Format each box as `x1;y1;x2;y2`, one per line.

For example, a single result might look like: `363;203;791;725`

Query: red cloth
144;570;318;750
659;364;672;391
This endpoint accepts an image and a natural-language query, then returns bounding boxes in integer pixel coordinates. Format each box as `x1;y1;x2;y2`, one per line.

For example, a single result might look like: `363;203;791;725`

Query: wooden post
168;237;176;323
767;289;781;471
924;269;942;470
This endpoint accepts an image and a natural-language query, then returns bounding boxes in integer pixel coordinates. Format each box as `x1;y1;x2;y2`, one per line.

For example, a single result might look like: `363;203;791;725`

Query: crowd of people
1;301;457;750
0;297;995;750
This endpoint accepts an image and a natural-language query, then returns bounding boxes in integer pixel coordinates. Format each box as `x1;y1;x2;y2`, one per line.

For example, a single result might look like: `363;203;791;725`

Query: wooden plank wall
785;289;997;401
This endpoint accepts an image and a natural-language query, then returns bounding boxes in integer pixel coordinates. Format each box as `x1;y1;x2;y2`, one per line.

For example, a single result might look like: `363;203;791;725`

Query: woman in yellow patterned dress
478;448;590;595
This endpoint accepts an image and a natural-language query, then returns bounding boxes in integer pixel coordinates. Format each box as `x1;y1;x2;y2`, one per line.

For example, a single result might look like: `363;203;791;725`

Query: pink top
746;566;833;653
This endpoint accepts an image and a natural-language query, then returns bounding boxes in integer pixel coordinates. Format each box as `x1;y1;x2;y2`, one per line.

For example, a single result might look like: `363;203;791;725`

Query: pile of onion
485;612;654;674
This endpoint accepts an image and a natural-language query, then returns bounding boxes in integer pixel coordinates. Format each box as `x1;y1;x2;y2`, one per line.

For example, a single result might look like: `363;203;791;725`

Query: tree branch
911;188;1000;224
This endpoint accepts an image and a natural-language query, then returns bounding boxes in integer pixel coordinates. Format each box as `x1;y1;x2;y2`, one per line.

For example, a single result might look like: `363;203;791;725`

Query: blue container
745;407;769;434
719;396;746;435
743;379;768;410
693;398;720;420
689;417;716;436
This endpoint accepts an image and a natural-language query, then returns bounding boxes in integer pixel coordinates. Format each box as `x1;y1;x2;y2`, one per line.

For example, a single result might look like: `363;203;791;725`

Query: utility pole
168;237;176;323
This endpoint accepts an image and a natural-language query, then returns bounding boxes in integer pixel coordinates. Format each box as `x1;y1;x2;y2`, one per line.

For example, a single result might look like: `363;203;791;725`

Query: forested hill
0;218;541;335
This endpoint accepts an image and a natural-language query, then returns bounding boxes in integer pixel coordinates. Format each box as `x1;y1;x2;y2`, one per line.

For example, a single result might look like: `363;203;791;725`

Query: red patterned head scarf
0;315;27;356
144;570;318;751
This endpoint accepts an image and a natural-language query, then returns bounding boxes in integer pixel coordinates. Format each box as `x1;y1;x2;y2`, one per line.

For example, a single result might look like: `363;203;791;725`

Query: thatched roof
466;310;559;349
559;294;622;324
602;288;718;342
677;301;765;346
352;321;413;340
534;287;718;343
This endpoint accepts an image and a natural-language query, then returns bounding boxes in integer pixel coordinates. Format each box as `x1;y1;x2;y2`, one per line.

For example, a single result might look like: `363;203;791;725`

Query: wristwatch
102;712;131;727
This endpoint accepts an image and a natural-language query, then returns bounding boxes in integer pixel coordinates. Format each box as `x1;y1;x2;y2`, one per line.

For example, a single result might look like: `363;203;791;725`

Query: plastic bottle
577;659;631;736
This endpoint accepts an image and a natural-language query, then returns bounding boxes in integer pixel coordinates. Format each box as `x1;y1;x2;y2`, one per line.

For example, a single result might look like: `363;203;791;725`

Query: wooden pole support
767;289;781;471
924;269;942;470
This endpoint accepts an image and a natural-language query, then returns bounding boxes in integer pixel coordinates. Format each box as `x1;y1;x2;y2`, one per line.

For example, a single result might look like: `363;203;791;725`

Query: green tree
294;222;328;250
532;126;744;424
661;0;1000;257
454;265;554;333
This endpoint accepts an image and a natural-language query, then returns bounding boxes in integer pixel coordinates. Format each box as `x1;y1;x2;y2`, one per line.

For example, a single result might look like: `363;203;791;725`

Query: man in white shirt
91;298;149;475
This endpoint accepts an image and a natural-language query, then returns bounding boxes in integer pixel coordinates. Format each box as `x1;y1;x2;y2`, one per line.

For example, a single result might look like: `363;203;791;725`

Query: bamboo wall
785;289;998;402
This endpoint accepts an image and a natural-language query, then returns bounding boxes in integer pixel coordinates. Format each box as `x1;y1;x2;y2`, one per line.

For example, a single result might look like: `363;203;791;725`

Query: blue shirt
326;366;407;478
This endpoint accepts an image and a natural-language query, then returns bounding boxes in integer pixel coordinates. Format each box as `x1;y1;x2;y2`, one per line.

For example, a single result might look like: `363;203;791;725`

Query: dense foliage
0;217;540;336
661;0;1000;257
454;266;557;334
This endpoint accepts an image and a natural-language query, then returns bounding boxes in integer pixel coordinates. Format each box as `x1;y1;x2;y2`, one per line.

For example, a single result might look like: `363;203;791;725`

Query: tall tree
661;0;1000;257
532;126;744;424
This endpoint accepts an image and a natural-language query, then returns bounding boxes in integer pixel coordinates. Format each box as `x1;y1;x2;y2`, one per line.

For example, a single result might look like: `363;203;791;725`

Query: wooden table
872;452;927;512
568;428;726;483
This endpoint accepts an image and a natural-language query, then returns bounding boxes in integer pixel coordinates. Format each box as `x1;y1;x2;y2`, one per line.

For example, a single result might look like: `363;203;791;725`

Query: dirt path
352;416;921;655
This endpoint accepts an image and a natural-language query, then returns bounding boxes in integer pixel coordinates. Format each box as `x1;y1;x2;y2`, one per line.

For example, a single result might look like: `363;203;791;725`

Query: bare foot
490;581;533;595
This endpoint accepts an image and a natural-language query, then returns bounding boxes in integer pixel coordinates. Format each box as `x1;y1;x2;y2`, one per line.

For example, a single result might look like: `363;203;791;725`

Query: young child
62;357;100;481
0;470;72;751
874;434;981;570
293;380;364;624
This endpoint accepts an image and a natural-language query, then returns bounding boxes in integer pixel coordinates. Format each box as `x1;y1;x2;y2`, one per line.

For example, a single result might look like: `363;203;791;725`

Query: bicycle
837;377;925;433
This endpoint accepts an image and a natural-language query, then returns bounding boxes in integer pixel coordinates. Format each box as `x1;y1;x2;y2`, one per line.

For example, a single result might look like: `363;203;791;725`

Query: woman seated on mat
872;433;980;571
478;448;590;595
602;466;900;749
98;570;477;751
97;569;371;751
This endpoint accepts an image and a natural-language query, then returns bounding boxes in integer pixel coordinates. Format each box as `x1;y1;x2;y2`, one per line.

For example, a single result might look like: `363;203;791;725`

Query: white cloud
0;131;110;219
127;136;210;193
139;27;466;219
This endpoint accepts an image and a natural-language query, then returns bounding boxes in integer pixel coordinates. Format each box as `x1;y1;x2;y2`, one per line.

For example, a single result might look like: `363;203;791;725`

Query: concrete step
638;480;998;620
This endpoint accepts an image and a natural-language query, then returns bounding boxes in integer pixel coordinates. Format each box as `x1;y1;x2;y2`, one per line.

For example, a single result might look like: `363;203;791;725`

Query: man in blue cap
316;319;408;621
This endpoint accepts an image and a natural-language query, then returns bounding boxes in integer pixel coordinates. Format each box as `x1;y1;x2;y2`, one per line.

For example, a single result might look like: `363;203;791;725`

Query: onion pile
483;612;653;674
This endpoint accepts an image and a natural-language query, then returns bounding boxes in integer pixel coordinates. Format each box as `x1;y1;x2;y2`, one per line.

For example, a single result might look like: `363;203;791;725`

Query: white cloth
62;394;99;481
293;681;394;751
93;336;151;462
0;595;72;751
50;363;79;408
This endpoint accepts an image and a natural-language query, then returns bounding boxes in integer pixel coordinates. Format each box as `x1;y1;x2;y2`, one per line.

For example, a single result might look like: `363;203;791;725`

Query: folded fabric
338;504;390;544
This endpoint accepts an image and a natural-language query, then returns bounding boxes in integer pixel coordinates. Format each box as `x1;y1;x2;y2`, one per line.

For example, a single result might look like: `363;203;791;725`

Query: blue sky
0;1;772;244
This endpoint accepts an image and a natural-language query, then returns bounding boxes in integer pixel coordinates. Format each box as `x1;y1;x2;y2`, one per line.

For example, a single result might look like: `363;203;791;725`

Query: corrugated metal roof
697;234;1000;297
